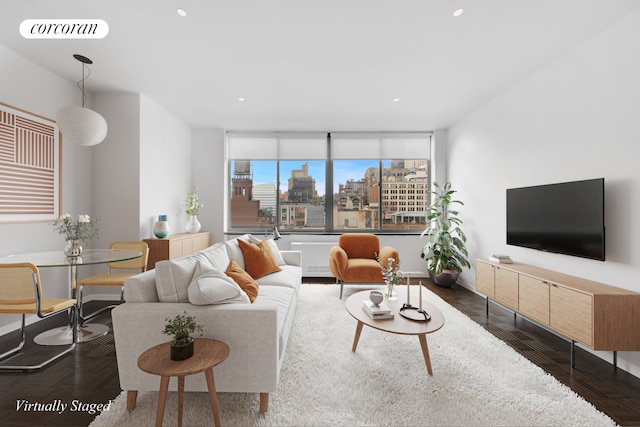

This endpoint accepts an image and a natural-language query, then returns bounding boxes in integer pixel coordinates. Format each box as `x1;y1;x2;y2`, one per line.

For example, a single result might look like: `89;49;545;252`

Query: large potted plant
420;181;470;287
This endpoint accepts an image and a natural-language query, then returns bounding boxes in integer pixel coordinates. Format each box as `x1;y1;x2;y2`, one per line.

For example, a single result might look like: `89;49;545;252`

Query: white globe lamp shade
56;105;108;146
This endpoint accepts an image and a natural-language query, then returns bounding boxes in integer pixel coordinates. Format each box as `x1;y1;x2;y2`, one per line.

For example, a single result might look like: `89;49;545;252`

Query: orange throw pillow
237;238;282;279
225;259;259;303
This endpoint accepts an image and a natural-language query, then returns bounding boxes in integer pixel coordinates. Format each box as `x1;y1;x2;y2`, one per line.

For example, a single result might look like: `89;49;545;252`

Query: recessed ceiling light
177;8;187;17
393;98;400;103
238;97;245;102
453;8;464;17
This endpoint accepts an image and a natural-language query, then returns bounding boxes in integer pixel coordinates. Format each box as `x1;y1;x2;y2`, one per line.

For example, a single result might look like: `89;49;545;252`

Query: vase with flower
52;213;99;257
376;254;402;300
184;188;204;233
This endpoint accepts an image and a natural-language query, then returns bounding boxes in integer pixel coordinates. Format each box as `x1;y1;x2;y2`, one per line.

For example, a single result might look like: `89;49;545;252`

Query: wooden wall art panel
0;102;61;223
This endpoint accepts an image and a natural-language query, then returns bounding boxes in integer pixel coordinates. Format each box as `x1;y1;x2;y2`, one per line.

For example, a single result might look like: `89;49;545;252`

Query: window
227;132;431;233
227;133;327;233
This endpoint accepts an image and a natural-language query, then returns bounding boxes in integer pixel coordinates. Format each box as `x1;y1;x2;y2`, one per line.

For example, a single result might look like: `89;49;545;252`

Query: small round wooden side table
137;338;230;427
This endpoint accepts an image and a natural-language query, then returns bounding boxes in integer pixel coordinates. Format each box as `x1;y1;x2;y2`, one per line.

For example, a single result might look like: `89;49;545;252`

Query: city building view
230;159;429;232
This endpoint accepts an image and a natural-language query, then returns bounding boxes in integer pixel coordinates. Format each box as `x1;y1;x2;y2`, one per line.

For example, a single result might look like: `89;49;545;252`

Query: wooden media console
476;259;640;367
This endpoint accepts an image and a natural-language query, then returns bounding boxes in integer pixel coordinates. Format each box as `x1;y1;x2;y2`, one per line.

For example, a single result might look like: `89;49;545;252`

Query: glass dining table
0;249;142;345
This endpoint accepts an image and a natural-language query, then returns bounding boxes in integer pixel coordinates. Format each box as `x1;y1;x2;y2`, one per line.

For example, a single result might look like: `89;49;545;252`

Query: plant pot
428;270;460;288
170;337;194;361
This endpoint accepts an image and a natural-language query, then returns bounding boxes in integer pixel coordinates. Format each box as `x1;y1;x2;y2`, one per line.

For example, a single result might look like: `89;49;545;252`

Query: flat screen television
506;178;605;261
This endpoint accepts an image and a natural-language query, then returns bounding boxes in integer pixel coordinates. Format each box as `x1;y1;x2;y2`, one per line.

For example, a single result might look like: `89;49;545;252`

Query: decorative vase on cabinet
185;215;201;234
153;215;170;238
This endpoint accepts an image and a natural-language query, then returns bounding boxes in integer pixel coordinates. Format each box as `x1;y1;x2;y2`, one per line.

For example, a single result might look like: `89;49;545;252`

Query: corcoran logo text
20;19;109;39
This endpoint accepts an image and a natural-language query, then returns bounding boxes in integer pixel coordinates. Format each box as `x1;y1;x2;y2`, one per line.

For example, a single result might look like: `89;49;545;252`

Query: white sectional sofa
111;235;301;413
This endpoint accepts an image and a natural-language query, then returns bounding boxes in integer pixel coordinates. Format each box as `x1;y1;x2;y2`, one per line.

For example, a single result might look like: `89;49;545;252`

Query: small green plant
163;312;204;345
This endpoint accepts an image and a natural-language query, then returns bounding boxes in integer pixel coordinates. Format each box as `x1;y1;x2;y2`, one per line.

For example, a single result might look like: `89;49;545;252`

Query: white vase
185;215;201;233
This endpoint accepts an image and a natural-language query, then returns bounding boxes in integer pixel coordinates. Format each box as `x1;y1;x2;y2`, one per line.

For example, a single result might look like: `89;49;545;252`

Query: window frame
226;131;432;235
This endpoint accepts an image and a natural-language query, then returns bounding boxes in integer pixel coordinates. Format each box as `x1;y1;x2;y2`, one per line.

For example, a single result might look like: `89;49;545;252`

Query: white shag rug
91;284;616;427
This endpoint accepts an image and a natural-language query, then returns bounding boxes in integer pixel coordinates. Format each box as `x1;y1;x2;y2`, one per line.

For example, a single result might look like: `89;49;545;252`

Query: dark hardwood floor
1;282;640;426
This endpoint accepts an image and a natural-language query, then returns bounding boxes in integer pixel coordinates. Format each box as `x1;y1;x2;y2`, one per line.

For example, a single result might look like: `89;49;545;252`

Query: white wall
448;9;640;376
138;94;192;239
0;45;95;331
192;128;225;243
93;92;141;246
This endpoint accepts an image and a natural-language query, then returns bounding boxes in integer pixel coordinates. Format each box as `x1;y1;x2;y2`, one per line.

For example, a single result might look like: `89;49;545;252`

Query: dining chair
0;262;77;371
77;241;149;324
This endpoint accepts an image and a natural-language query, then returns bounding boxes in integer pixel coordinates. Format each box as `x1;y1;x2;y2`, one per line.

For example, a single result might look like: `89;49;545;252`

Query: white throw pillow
188;270;250;305
155;254;215;303
248;235;286;266
224;234;252;270
199;242;231;270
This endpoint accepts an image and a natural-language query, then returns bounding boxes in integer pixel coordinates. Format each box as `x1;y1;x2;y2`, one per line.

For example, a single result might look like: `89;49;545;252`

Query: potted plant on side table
420;181;470;287
163;312;204;361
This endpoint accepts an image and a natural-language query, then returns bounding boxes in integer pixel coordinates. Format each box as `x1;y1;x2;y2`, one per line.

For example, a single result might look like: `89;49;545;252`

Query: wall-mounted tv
506;178;605;261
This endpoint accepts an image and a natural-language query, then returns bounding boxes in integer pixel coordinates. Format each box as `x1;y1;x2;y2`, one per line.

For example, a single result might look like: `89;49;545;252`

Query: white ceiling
2;1;639;131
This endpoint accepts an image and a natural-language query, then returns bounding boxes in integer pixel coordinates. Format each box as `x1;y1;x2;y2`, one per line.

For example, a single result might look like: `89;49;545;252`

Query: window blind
330;132;431;160
227;132;327;160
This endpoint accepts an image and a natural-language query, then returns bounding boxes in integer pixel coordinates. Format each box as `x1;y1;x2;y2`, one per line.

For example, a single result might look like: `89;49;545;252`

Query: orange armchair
329;233;400;299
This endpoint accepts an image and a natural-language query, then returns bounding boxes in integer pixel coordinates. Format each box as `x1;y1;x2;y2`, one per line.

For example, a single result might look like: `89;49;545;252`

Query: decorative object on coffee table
420;181;470;287
400;278;431;321
162;312;204;361
376;254;402;299
369;290;383;306
137;338;229;427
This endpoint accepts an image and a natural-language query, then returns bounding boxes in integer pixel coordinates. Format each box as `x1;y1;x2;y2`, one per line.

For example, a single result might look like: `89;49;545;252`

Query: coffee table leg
156;376;170;427
418;334;433;376
177;376;185;427
205;367;222;427
352;321;364;352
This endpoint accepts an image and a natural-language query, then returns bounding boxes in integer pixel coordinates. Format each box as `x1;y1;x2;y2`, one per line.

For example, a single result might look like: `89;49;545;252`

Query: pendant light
56;54;108;146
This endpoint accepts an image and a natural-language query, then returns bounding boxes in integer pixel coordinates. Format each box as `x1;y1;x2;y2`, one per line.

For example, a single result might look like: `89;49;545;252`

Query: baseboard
0;293;118;337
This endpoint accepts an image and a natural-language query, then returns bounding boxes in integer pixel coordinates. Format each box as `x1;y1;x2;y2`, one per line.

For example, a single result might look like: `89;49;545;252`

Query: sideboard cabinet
144;232;210;269
476;259;640;366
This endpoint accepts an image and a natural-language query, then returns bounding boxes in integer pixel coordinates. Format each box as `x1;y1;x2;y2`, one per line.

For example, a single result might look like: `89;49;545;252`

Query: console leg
570;340;575;368
613;351;617;369
485;297;489;316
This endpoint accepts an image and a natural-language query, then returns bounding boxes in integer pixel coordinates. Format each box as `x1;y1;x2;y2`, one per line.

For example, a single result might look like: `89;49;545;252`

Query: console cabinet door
476;261;495;298
495;267;519;310
550;284;593;347
518;275;549;325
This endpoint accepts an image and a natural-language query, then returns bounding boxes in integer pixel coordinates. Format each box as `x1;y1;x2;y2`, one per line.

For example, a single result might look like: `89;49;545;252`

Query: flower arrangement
185;188;204;216
52;213;99;242
163;311;204;345
375;253;402;298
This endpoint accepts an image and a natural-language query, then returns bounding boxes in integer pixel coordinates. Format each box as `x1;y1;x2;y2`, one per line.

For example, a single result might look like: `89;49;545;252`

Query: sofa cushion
155;253;215;302
225;259;259;303
253;285;297;358
224;234;252;270
343;258;385;283
198;242;231;270
256;265;302;292
238;238;282;279
248;235;286;266
188;270;250;305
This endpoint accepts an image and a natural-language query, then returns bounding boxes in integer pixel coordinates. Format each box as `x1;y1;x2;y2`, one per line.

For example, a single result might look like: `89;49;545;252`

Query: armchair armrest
329;246;348;280
378;246;400;269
